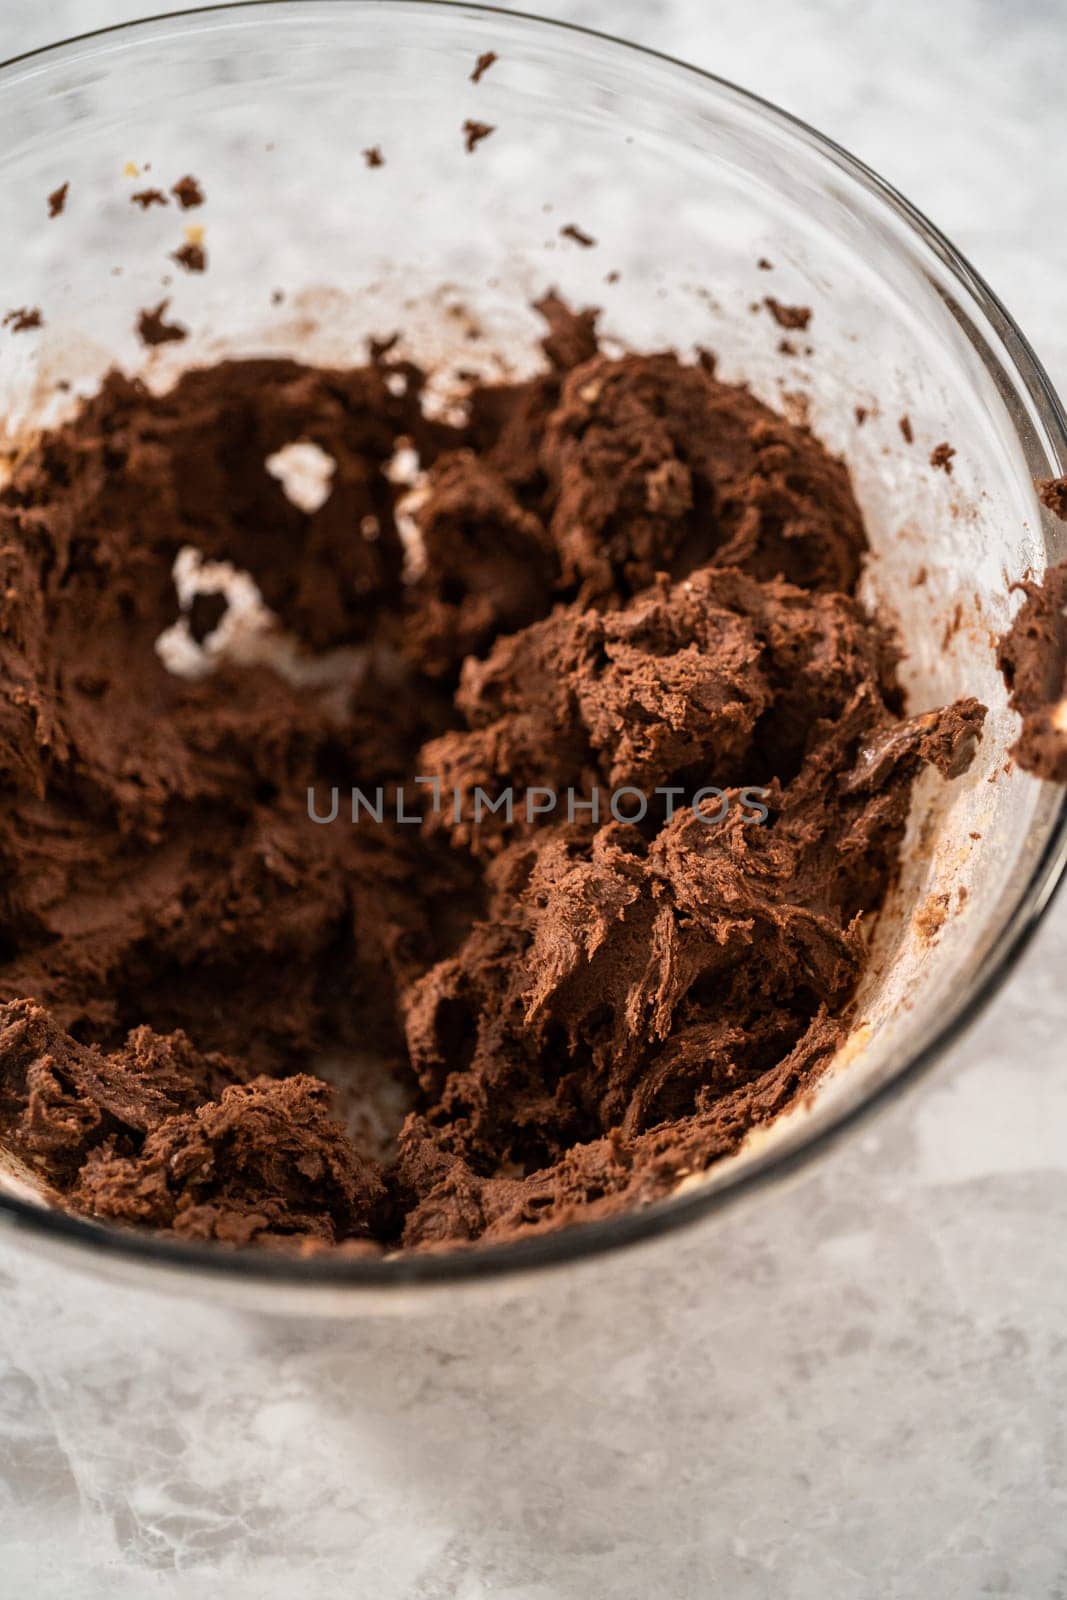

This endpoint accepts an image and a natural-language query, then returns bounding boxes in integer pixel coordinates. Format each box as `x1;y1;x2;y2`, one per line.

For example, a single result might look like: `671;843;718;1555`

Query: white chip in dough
265;440;336;513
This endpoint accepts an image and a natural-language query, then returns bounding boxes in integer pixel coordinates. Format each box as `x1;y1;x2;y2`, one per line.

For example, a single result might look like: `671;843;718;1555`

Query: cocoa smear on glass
996;477;1067;782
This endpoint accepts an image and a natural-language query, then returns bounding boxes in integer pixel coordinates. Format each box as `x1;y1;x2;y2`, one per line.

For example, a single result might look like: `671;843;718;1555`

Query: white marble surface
2;2;1067;1595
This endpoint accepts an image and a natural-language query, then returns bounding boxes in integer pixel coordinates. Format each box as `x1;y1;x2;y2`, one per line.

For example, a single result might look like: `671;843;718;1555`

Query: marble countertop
1;2;1066;1596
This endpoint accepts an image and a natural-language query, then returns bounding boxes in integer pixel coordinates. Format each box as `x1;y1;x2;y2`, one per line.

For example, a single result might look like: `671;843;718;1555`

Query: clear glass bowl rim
1;0;1065;1297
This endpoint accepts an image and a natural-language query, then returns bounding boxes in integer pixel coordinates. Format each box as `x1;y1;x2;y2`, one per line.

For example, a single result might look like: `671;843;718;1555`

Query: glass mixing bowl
1;1;1065;1314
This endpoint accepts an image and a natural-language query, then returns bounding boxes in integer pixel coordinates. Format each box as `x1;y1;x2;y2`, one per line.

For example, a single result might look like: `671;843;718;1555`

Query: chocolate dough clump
997;558;1067;782
0;302;985;1252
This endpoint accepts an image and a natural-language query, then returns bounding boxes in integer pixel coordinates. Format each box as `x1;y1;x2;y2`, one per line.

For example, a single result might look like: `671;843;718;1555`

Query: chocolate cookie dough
997;558;1067;782
0;299;985;1253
